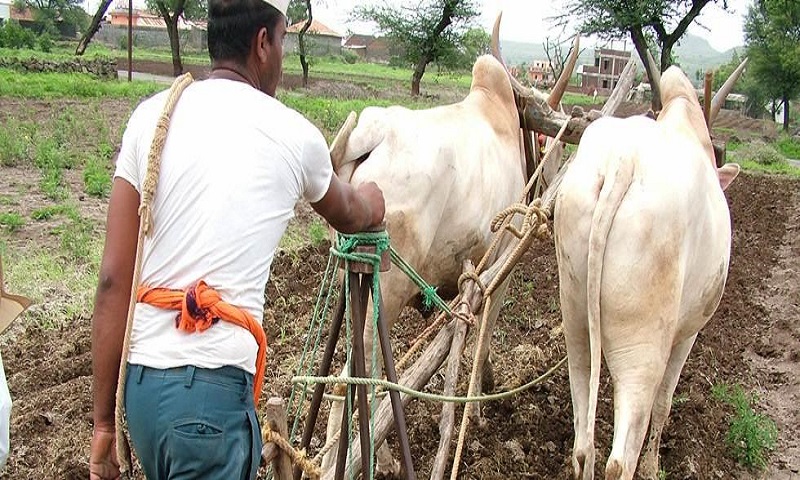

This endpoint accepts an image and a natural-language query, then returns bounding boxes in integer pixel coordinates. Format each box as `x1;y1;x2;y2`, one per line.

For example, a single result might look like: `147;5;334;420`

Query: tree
145;0;206;76
287;0;314;87
556;0;727;110
353;0;480;96
22;0;88;34
75;0;113;55
713;51;770;119
744;0;800;131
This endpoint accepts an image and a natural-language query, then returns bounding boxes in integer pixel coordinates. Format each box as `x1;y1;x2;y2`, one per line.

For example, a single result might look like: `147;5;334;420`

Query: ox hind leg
560;294;594;480
603;340;671;480
638;334;697;479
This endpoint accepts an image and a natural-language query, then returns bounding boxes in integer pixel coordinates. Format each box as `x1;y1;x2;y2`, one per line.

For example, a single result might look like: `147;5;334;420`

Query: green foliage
0;124;28;167
31;203;77;221
23;0;89;33
83;156;112;197
0;69;164;99
0;212;25;232
744;0;800;130
286;0;309;25
0;20;36;49
307;219;328;247
56;210;94;260
732;140;787;166
712;384;778;469
340;49;359;65
38;31;53;53
353;0;480;91
775;135;800;158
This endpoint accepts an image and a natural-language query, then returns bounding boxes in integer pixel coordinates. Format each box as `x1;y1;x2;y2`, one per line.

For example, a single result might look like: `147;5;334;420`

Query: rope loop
457;270;486;297
262;424;321;479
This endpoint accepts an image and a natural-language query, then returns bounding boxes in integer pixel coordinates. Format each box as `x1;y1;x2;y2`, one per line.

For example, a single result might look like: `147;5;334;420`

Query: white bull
553;63;744;479
323;54;526;474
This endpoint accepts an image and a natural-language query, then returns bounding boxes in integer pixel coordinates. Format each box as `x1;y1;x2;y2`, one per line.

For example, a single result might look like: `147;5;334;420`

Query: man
88;0;385;478
0;256;31;471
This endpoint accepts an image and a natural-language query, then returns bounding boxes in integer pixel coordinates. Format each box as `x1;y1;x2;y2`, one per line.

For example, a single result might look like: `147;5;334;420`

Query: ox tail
585;156;635;446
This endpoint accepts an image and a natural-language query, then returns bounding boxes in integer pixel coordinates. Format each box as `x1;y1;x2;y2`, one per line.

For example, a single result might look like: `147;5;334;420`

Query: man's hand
89;426;120;480
355;181;386;228
312;176;386;234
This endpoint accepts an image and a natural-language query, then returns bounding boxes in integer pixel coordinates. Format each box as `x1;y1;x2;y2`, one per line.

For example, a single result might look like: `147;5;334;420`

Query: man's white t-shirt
114;79;333;374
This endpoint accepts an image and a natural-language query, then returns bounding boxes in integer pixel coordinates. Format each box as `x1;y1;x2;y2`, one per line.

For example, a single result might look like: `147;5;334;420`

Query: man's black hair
207;0;284;64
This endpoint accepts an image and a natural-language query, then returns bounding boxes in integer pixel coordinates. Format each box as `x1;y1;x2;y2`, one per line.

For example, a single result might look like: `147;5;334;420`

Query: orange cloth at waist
136;281;266;404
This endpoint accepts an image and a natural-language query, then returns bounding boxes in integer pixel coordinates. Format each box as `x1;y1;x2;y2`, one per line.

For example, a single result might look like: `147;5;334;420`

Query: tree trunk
75;0;114;55
783;94;790;131
299;0;312;87
155;0;186;77
411;55;429;96
629;27;662;111
167;18;183;76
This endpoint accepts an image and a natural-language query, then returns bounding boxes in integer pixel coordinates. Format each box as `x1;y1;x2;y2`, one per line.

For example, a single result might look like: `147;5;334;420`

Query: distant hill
499;33;744;86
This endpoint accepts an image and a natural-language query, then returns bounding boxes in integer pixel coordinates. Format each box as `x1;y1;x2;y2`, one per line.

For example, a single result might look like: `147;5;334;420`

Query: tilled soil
2;172;798;479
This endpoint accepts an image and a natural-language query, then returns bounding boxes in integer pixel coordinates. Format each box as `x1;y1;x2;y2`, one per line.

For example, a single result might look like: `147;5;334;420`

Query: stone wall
95;24;206;53
0;57;118;79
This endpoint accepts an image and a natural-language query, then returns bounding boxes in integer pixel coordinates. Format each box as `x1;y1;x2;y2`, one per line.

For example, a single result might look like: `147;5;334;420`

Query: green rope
292;356;567;404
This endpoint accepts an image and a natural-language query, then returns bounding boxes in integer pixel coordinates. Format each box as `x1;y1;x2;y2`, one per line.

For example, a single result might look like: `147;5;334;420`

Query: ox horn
709;57;748;126
491;12;554;109
548;35;580;109
490;12;598;145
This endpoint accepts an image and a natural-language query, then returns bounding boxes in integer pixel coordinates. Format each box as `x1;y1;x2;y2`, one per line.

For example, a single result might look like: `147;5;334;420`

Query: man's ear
256;27;269;63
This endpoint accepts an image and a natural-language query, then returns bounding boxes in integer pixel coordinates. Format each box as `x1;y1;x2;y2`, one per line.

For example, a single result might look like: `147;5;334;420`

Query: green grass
1;244;101;327
0;212;25;232
712;383;778;470
0;124;28;167
31;203;78;221
307;219;330;247
0;68;164;99
83;156;112;198
775;135;800;159
280;92;434;140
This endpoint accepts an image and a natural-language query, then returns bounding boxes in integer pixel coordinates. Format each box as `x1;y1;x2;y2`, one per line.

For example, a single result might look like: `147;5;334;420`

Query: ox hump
470;55;513;102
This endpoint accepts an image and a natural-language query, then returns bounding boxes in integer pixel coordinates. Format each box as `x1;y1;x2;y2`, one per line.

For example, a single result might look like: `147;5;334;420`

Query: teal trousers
124;363;262;480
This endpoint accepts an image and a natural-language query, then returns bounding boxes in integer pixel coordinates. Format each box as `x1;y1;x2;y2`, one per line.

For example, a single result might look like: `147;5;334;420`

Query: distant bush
733;140;787;166
0;20;36;49
38;32;53;53
340;49;359;65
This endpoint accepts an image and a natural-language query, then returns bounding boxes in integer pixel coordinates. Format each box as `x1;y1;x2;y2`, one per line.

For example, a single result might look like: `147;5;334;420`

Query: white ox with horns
323;51;577;474
553;61;746;479
323;54;524;474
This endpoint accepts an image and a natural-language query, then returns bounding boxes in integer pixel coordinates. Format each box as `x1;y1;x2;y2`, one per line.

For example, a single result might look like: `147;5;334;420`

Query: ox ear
717;163;740;191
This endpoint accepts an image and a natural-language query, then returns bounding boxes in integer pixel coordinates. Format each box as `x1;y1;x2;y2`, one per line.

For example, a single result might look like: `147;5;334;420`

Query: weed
712;383;777;470
31;203;77;221
57;213;95;261
83;156;112;197
39;167;67;201
0;122;29;167
672;392;690;406
0;212;25;232
307;220;329;247
775;135;800;159
732;140;786;166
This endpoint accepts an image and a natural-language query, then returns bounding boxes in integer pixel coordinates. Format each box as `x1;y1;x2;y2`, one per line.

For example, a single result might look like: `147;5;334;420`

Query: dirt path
753;184;800;478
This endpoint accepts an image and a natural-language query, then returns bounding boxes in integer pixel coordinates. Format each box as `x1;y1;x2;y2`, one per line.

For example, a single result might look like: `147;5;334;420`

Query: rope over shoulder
114;72;194;474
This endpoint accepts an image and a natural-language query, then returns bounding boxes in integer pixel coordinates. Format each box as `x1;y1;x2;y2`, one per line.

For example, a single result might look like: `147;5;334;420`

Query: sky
84;0;750;53
312;0;750;53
